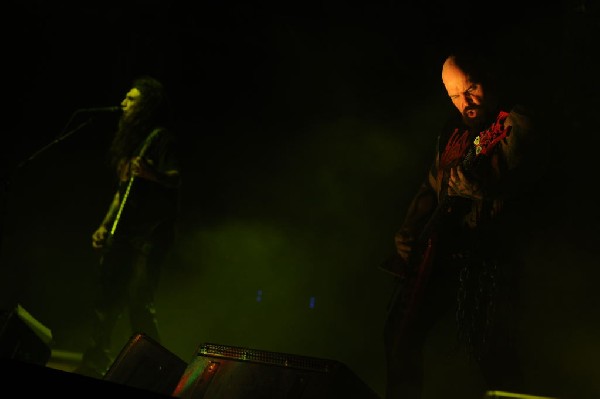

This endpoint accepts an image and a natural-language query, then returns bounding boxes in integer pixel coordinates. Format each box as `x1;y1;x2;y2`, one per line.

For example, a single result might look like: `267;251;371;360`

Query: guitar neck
109;176;135;236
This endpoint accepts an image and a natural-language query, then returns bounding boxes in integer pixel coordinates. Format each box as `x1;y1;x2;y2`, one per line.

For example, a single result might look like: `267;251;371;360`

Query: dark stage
1;1;599;398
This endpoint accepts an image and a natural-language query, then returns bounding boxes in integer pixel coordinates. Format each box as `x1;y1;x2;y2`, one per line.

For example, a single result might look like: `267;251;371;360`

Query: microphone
78;106;121;113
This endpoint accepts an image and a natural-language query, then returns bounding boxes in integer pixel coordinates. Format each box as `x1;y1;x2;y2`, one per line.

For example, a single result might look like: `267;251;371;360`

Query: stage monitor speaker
103;332;188;396
0;304;52;366
172;342;381;399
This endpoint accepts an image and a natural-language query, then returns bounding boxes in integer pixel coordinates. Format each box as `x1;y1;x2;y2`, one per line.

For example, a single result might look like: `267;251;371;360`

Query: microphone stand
16;119;93;169
0;110;99;271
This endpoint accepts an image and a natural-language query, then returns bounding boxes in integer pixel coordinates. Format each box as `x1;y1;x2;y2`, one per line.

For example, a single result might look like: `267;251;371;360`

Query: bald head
441;54;496;128
442;56;472;99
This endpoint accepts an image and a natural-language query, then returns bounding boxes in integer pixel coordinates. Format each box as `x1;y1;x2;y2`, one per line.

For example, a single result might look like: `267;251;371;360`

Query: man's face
442;57;489;128
120;88;141;118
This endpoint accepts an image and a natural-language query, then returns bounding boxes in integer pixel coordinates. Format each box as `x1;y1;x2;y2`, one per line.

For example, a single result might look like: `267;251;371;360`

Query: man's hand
92;225;108;250
130;156;155;180
394;229;415;264
447;166;483;199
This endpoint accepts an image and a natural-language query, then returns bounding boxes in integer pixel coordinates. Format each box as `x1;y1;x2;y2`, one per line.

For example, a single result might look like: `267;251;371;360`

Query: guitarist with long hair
75;75;181;378
381;50;548;398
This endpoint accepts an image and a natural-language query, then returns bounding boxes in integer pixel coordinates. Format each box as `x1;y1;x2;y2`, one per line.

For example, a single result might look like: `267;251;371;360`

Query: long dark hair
108;75;171;172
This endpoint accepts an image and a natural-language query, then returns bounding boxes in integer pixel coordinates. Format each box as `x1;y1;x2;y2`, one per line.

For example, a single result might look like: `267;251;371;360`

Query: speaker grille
198;343;337;373
174;343;381;399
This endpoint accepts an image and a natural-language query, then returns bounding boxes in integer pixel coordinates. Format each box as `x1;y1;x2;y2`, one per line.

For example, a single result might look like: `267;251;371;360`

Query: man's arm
92;191;121;250
130;156;181;189
395;172;438;262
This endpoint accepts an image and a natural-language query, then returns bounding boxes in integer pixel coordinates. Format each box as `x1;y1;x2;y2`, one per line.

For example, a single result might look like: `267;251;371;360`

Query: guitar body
99;224;123;269
101;229;119;260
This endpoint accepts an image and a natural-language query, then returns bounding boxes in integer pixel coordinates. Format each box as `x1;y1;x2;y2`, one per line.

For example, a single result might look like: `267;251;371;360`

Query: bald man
381;51;544;398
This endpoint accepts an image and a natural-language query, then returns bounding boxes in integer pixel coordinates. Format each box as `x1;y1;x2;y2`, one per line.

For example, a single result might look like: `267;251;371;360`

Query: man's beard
461;105;489;131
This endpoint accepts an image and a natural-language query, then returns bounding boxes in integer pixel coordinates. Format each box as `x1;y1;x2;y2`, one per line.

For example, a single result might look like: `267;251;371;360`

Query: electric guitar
381;111;512;348
103;128;161;253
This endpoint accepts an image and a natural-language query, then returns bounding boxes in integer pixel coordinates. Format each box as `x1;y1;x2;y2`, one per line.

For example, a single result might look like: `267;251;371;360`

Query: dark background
1;1;599;398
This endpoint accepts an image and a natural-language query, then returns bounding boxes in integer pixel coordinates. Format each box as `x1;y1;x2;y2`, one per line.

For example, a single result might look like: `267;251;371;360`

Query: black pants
78;235;168;376
383;258;524;398
383;261;460;399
